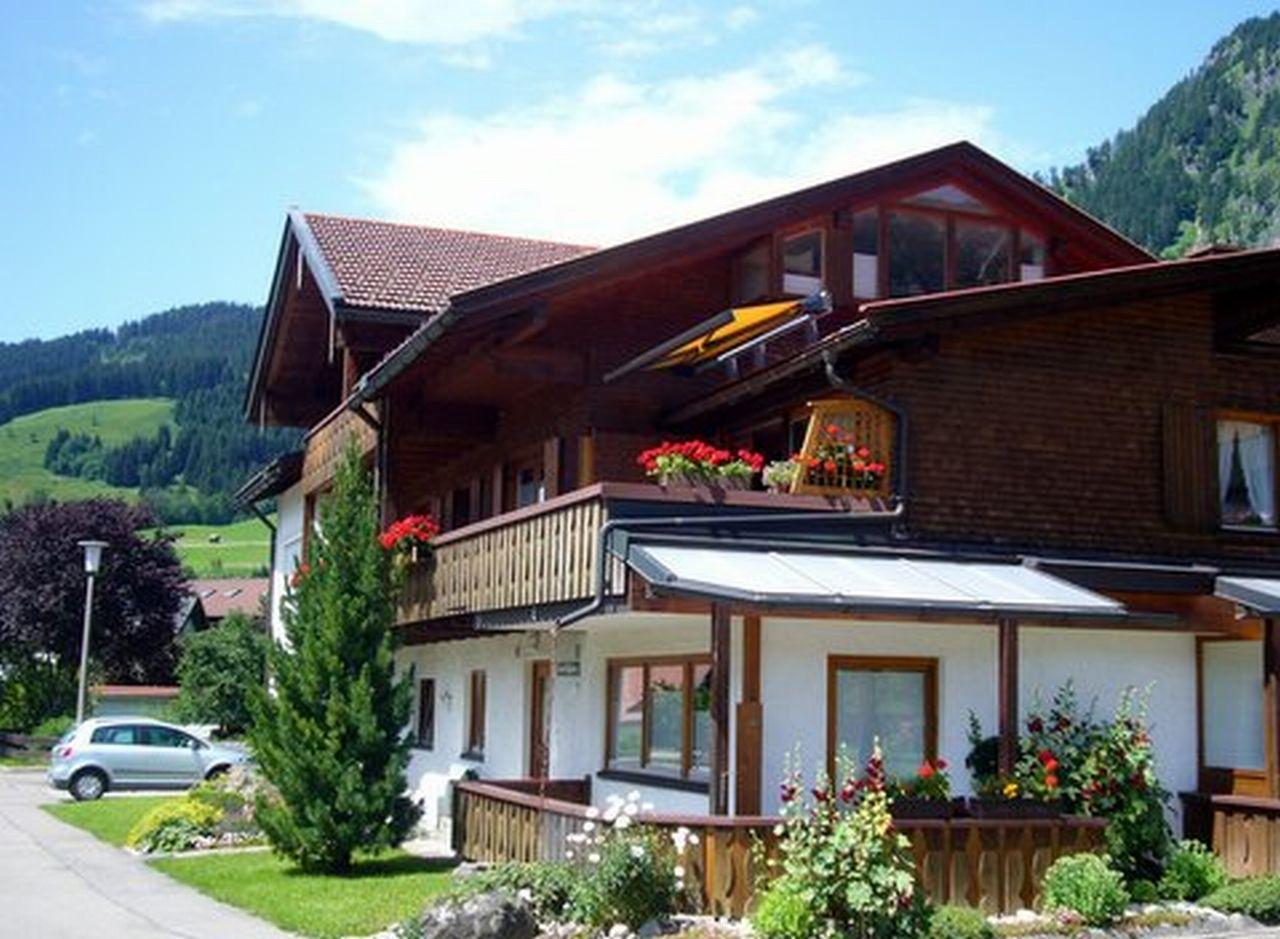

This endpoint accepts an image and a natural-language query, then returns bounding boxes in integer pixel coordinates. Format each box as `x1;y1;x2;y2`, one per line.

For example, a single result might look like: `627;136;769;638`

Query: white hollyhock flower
613;814;633;829
629;844;646;858
583;821;596;833
588;852;601;864
585;806;600;819
674;865;686;878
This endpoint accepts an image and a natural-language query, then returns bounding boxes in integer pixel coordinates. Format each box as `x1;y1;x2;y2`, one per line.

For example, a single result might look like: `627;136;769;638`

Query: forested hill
0;303;299;523
1046;12;1280;257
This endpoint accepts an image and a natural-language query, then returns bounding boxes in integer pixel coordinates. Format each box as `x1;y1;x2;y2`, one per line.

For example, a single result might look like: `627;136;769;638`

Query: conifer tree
248;444;418;873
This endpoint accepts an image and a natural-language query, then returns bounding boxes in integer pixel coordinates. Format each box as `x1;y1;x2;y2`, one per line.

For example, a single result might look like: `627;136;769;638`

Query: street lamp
75;540;108;725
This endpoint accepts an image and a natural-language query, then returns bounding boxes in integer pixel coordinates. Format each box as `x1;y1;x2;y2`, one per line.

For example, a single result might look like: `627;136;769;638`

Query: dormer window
782;230;823;296
1020;234;1047;281
888;211;946;296
954;219;1012;289
852;209;879;299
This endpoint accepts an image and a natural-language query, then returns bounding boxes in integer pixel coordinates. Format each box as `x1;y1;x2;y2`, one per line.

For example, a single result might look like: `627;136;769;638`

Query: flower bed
637;441;764;488
126;765;266;855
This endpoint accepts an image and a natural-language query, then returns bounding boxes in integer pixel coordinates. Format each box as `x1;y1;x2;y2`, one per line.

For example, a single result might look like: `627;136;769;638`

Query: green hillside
168;517;272;577
0;399;175;506
1049;12;1280;256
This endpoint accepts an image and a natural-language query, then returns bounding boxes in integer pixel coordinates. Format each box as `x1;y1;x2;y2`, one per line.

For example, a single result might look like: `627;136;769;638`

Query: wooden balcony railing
1183;792;1280;877
395;483;868;626
301;403;378;494
454;779;1105;917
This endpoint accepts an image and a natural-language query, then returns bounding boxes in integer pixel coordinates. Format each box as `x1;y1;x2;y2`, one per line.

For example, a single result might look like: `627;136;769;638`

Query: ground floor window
1201;639;1263;771
607;656;712;780
417;678;435;751
466;670;486;758
828;655;937;779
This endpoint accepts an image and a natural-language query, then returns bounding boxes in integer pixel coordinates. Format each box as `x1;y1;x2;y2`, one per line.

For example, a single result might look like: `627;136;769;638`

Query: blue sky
1;0;1276;342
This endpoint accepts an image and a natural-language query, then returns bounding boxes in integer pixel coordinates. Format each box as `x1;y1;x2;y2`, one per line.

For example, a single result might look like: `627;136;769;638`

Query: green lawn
0;753;48;768
42;795;178;847
163;517;273;577
0;398;175;505
151;850;454;938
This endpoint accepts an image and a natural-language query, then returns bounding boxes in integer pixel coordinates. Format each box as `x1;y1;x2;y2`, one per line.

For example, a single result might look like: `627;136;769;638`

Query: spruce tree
248;444;418;872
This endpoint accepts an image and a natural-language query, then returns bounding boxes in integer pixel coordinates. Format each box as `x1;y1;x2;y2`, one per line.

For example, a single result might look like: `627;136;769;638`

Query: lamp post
75;540;108;725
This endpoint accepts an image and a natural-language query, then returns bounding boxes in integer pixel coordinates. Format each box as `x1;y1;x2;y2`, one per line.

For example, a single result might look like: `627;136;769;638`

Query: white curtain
1219;420;1276;525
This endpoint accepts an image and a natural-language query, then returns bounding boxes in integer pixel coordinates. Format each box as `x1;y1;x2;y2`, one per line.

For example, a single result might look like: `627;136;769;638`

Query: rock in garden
420;893;538;939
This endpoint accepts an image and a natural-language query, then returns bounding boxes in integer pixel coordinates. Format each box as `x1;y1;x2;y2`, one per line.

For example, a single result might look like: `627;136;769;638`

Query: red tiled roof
190;577;269;620
302;213;596;314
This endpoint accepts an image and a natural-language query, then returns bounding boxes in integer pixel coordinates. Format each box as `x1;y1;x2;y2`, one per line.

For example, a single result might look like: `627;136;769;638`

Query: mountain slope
1048;12;1280;257
0;303;299;521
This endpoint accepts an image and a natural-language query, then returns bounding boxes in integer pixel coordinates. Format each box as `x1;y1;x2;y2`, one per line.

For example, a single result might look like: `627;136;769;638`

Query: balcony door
529;660;552;778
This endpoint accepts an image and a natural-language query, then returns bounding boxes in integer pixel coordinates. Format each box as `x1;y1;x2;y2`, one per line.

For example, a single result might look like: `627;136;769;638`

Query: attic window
733;242;770;304
888;211;946;296
852;209;879;300
782;230;823;296
954;219;1012;288
902;184;992;215
1020;234;1046;281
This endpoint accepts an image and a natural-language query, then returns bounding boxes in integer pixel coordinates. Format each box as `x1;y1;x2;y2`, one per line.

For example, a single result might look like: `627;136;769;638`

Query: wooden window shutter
1162;402;1217;532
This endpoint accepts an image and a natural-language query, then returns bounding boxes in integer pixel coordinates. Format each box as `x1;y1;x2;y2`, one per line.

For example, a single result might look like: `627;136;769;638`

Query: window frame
464;669;487;759
417;677;436;751
1196;634;1269;796
1216;410;1280;533
604;654;713;787
826;655;939;780
779;228;826;297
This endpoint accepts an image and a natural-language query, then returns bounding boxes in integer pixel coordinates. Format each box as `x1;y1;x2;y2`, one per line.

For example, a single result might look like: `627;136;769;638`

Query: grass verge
151;850;454;938
42;795;179;847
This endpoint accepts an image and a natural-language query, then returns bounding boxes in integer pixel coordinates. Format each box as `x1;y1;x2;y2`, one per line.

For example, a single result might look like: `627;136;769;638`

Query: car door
88;724;150;785
137;725;204;786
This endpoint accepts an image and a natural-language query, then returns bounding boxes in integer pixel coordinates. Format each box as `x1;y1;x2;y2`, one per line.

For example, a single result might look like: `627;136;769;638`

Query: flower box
966;797;1063;819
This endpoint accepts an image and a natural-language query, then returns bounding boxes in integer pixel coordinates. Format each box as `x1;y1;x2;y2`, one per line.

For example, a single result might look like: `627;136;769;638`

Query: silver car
47;717;248;801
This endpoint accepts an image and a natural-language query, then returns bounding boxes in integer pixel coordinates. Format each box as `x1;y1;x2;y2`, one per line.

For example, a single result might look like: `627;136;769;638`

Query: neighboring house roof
301;213;597;316
190;577;270;620
345;141;1156;408
234;449;303;507
93;685;180;698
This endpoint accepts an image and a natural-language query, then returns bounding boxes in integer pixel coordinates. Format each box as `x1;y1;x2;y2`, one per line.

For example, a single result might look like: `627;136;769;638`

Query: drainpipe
554;503;905;630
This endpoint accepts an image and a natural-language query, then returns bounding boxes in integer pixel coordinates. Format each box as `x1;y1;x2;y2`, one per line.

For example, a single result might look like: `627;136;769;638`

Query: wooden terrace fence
1183;793;1280;878
453;779;1106;917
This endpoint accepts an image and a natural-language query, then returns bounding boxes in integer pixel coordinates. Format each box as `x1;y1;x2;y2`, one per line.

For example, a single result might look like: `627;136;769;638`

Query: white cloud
138;0;588;45
725;5;758;29
360;46;1000;245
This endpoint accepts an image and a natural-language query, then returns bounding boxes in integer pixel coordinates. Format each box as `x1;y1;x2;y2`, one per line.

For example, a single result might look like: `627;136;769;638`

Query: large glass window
852;209;880;299
829;657;936;779
1020;233;1046;281
733;242;771;304
954;219;1012;288
1218;420;1277;528
607;657;712;780
782;230;823;296
888;212;946;297
1202;640;1263;770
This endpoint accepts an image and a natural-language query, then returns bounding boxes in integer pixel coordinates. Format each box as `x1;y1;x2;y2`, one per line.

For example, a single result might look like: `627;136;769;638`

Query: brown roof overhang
664;247;1280;425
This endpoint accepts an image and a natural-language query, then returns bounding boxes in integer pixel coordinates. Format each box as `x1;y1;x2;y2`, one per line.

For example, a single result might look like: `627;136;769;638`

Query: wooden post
1266;618;1280;798
735;613;763;815
710;604;731;815
998;617;1019;777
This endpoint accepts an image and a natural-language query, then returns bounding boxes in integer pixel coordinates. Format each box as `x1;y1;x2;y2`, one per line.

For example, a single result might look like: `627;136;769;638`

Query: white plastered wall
269;482;305;647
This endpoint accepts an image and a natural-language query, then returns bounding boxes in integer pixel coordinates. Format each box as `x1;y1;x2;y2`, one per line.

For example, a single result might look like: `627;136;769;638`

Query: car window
90;725;139;745
141;726;195;749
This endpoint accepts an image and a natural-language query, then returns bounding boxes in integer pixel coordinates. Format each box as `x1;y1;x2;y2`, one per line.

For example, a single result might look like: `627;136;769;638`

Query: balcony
301;402;379;494
395;481;874;626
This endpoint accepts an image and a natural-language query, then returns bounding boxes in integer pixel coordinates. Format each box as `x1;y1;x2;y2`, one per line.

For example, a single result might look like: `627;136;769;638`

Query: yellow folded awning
649;299;803;370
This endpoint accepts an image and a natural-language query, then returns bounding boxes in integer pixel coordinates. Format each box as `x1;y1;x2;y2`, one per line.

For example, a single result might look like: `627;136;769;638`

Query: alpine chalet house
238;142;1280;913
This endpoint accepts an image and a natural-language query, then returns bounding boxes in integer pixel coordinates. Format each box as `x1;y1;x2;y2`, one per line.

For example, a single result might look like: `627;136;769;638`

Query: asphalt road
0;769;291;938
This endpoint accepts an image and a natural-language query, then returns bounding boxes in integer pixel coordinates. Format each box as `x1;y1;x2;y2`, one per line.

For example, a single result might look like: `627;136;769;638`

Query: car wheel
70;769;107;801
204;764;229;781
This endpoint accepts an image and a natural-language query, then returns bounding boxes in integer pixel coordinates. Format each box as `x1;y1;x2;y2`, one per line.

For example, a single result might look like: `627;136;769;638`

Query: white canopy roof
627;544;1127;619
1216;576;1280;615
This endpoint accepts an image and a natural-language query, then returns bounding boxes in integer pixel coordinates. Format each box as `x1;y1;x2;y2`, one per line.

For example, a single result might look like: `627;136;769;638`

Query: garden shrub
443;861;578;921
927;905;994;939
31;714;74;738
125;799;220;853
755;747;928;939
568;826;679;930
188;765;265;840
1158;840;1228;901
1042;853;1130;927
752;876;819;939
1129;878;1160;903
1203;875;1280;924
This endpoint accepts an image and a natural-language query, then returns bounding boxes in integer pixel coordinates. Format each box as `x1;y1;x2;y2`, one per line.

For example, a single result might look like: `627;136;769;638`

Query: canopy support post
735;613;763;815
1266;617;1280;798
710;603;731;815
998;617;1020;778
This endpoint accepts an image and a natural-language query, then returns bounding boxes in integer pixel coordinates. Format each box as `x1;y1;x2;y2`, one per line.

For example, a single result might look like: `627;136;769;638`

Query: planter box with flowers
636;440;765;490
379;513;441;571
887;757;959;819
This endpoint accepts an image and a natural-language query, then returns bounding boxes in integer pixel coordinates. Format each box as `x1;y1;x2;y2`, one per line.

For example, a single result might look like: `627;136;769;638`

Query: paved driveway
0;769;291;938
